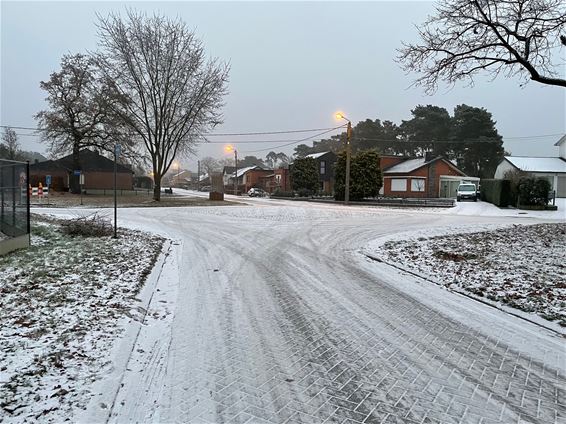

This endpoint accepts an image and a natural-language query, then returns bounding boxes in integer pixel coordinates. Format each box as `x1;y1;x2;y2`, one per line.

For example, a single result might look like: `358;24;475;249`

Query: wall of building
383;160;465;198
83;172;133;190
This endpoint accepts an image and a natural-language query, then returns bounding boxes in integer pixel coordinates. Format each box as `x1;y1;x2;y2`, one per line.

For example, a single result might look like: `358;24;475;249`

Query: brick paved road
108;205;565;424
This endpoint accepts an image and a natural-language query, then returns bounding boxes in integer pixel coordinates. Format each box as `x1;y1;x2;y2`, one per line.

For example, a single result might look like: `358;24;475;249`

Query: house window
411;179;425;192
275;174;281;183
320;161;326;175
391;178;407;192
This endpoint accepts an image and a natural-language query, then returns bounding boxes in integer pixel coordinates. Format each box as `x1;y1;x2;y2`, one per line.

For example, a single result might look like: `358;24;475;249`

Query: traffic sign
74;170;81;176
115;144;122;157
46;175;52;186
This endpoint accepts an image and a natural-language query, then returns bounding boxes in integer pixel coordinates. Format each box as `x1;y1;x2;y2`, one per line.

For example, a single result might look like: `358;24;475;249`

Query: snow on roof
306;151;330;159
384;158;427;174
232;165;259;178
554;134;566;146
505;156;566;173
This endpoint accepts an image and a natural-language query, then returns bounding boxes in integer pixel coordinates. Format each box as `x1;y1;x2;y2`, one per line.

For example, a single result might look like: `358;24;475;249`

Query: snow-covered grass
369;223;566;327
0;216;164;422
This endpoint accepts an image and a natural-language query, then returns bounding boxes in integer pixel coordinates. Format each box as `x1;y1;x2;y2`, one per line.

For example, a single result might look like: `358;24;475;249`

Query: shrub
272;189;294;197
61;213;113;237
296;188;312;197
335;150;382;201
518;177;551;206
479;179;512;207
291;157;318;193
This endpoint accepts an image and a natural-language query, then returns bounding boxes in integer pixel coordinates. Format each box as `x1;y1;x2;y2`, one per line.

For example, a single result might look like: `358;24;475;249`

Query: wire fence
0;159;30;238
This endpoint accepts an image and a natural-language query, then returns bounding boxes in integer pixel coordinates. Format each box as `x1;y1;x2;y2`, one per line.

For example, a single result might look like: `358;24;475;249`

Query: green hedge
480;179;512;207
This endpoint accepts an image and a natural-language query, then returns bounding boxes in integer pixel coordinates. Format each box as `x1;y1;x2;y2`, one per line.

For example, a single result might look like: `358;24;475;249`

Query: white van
456;183;478;202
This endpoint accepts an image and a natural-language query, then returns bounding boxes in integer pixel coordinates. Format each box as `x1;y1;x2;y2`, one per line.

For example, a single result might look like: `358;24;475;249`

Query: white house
494;135;566;197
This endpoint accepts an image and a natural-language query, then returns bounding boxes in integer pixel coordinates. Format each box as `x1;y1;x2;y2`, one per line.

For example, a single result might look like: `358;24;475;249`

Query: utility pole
197;160;201;191
234;149;238;196
113;144;121;239
344;120;352;205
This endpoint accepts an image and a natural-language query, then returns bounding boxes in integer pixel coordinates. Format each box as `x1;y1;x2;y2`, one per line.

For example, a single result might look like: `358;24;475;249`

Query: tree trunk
70;143;81;194
153;175;161;201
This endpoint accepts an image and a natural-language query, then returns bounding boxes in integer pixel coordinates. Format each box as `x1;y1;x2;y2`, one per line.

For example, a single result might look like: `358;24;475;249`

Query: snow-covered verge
364;223;566;328
0;216;165;422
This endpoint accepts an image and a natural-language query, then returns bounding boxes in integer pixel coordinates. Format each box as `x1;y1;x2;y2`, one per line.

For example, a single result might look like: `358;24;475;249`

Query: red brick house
29;149;134;191
260;168;291;193
380;155;478;198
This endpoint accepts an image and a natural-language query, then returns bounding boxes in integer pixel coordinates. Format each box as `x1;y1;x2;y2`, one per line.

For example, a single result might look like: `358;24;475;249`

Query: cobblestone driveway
108;206;565;424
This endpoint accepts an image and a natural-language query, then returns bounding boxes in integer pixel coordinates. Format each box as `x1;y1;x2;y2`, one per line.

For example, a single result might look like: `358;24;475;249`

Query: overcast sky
1;1;564;170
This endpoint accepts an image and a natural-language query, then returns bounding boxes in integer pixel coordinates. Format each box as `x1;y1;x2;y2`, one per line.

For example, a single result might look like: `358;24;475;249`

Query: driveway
77;202;564;423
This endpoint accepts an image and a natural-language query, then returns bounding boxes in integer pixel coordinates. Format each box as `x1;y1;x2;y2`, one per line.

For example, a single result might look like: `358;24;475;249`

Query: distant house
494;136;566;197
260;168;291;193
29;149;134;191
305;151;337;193
381;154;476;198
223;165;274;194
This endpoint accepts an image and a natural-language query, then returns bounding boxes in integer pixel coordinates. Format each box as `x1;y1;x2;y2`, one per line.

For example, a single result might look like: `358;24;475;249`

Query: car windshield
459;185;476;192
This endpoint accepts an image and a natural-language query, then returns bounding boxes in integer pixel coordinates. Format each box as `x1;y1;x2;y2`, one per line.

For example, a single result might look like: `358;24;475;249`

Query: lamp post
335;112;352;204
225;145;238;195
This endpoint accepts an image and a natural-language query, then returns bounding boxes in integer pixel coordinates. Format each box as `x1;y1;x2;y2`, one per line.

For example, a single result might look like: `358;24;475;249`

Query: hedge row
480;179;513;207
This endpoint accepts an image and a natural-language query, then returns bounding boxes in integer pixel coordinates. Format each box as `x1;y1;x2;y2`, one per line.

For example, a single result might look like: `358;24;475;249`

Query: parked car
199;185;212;192
456;183;478;202
248;188;267;197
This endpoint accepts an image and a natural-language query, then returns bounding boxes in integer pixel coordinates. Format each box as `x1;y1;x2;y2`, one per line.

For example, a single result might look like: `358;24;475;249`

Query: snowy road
61;201;564;424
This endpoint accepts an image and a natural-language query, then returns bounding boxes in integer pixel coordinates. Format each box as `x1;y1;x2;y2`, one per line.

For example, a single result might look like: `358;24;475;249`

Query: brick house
29;149;134;191
260;168;291;193
380;154;478;198
224;165;272;194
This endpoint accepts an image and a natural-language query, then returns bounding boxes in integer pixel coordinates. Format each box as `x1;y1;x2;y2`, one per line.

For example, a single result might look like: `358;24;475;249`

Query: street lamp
335;112;352;204
224;145;238;195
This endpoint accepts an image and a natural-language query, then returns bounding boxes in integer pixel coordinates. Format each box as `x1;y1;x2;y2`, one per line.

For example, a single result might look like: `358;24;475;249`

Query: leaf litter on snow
375;223;566;326
0;215;164;422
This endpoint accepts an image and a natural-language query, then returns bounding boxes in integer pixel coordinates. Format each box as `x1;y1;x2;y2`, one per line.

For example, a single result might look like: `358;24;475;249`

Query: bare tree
35;54;135;193
95;10;230;200
200;156;221;177
35;53;136;193
1;127;21;160
397;0;566;93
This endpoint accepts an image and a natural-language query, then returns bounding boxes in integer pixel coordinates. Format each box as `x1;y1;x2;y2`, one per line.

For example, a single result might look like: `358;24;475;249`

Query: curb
362;252;564;337
77;239;174;423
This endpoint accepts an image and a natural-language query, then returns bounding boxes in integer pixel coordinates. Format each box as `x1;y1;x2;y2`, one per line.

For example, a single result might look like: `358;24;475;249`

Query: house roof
30;149;133;174
234;165;262;178
223;166;236;175
384;156;468;176
306;151;331;159
384;157;429;173
504;156;566;173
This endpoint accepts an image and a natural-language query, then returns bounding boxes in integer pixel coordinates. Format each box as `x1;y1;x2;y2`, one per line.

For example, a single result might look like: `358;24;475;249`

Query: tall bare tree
35;53;135;193
398;0;566;93
95;10;230;200
1;127;21;160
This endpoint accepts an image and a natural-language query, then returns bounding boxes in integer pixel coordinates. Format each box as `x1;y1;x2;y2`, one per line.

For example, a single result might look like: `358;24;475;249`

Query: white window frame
391;178;407;192
411;178;425;192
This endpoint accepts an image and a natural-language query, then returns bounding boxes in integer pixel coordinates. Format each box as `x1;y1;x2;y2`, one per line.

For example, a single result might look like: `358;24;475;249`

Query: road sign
115;144;121;157
46;175;52;186
74;170;81;176
80;174;85;185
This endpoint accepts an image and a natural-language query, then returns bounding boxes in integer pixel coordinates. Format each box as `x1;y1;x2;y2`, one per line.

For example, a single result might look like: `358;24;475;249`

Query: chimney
424;151;436;163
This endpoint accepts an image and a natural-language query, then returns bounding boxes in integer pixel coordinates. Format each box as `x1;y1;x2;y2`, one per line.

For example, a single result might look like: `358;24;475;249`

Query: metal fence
0;159;30;238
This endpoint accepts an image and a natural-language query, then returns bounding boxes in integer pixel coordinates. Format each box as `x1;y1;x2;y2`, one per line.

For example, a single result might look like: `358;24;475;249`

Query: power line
240;127;346;154
0;124;344;137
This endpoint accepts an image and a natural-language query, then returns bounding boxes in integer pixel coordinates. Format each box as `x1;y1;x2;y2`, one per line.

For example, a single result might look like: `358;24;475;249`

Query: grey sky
1;1;565;171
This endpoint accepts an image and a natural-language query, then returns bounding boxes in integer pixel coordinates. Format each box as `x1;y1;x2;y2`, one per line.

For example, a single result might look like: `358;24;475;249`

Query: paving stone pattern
113;211;566;424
